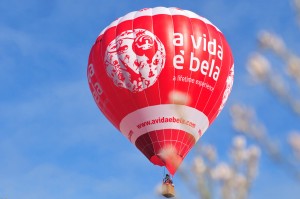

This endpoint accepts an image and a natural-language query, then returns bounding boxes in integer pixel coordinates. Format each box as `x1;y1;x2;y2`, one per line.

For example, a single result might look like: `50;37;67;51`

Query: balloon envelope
88;7;234;175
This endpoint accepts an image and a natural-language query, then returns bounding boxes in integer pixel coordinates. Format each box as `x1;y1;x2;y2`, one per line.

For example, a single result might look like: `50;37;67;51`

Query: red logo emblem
105;29;166;92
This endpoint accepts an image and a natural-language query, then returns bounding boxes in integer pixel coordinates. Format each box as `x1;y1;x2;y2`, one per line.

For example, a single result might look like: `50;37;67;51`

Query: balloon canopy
87;7;234;175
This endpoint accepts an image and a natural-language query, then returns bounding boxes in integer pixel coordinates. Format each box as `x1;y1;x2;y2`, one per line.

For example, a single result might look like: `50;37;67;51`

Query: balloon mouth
150;155;165;166
133;129;196;175
150;146;183;175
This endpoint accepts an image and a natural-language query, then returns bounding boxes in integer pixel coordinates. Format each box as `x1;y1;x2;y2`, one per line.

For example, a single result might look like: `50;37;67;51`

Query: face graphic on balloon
105;29;166;92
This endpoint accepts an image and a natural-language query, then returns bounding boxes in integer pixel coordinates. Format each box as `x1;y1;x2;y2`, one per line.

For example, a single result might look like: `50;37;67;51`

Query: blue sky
1;0;300;199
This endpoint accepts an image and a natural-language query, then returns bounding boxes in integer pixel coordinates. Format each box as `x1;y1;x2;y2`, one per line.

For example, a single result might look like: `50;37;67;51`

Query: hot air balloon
88;6;234;181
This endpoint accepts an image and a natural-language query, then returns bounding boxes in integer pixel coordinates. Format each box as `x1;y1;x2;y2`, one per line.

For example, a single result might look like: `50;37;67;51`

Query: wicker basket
162;183;175;198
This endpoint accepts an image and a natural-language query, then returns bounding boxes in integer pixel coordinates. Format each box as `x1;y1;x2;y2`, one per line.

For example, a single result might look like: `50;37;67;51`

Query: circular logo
105;29;166;92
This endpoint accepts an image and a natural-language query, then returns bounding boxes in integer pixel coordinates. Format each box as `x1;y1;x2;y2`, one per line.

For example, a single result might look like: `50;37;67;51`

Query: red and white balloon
88;7;234;175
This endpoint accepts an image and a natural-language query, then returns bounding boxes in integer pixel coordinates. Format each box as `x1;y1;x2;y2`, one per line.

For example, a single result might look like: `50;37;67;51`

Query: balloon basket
161;183;175;198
